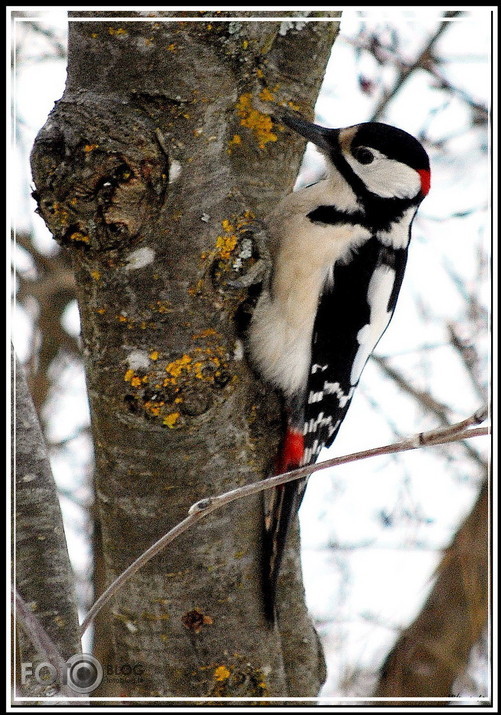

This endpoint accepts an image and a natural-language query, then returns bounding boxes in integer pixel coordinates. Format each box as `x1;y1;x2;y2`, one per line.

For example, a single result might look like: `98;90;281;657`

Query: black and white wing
303;236;409;465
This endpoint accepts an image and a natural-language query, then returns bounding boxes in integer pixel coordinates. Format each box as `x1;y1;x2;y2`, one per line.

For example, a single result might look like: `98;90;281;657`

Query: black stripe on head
352;123;430;173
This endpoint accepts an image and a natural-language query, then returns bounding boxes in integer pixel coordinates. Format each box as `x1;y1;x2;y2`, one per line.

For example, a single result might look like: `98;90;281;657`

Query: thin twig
80;408;489;636
14;590;81;699
373;355;488;471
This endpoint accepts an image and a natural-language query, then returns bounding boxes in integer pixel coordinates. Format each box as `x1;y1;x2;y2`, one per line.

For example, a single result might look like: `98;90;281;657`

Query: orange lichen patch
83;144;99;153
124;369;136;383
193;356;220;380
90;270;101;280
108;27;127;36
228;134;242;147
154;300;173;314
69;231;90;244
143;400;164;417
259;87;275;102
235;92;277;148
118;315;128;322
214;665;231;682
163;347;225;388
50;202;70;227
149;350;160;360
192;328;219;340
215;234;237;261
95;307;106;314
163;412;180;428
165;354;192;379
212;218;239;261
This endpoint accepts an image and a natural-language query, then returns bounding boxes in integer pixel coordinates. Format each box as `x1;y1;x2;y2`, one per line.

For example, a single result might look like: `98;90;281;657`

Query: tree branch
80;407;489;636
14;590;78;700
374;478;489;701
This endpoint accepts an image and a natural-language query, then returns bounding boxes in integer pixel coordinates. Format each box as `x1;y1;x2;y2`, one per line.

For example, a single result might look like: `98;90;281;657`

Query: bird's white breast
249;177;370;397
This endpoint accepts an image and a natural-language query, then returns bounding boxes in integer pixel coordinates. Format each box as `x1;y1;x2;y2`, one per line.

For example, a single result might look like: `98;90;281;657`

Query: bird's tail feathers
262;426;308;622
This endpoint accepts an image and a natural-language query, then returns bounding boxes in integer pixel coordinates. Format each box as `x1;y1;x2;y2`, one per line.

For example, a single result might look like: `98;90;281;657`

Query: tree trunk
14;351;82;697
30;10;339;698
375;478;488;702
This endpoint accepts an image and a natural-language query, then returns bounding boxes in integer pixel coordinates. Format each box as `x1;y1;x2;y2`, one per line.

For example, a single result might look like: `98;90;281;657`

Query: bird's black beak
275;108;339;153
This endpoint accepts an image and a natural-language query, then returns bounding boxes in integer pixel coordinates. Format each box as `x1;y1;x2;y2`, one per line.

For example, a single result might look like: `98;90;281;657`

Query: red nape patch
275;429;304;474
418;169;431;196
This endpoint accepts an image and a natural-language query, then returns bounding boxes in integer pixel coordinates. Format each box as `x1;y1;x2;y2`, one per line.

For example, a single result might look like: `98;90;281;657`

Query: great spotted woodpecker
247;109;431;620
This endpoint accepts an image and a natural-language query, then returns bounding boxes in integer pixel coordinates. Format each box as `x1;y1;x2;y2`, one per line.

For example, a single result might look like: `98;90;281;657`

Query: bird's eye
353;147;375;165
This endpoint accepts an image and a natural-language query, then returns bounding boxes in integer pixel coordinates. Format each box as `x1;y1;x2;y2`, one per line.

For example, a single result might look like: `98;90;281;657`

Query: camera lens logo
66;654;103;694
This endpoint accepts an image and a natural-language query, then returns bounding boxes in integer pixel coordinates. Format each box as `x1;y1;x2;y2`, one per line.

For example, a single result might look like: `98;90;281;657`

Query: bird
246;107;431;620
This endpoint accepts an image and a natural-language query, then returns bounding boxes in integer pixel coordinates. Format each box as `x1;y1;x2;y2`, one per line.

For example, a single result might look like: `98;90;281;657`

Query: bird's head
276;109;431;202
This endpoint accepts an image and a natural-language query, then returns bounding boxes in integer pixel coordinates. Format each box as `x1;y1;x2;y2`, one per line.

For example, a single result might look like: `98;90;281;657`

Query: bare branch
373;355;488;471
80;407;489;636
351;12;487;125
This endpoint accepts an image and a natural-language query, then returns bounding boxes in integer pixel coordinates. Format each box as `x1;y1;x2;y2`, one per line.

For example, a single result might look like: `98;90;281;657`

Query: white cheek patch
347;155;421;199
350;265;395;385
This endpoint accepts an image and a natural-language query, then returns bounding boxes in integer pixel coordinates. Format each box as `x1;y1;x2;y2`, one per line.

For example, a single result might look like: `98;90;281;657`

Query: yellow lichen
192;328;218;340
221;219;234;233
90;270;101;280
235;92;277;148
165;354;192;380
259;87;275;102
124;369;135;383
69;231;90;243
163;412;180;428
108;27;127;36
214;666;231;682
149;350;160;360
215;234;237;261
155;300;173;313
50;202;70;227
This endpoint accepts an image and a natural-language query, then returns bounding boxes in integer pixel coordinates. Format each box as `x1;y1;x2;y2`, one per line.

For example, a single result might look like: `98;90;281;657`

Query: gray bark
14;350;82;697
30;10;339;697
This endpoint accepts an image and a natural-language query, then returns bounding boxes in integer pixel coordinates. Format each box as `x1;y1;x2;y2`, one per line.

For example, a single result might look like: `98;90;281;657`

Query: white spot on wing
311;363;328;374
350;265;395;385
323;381;354;408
